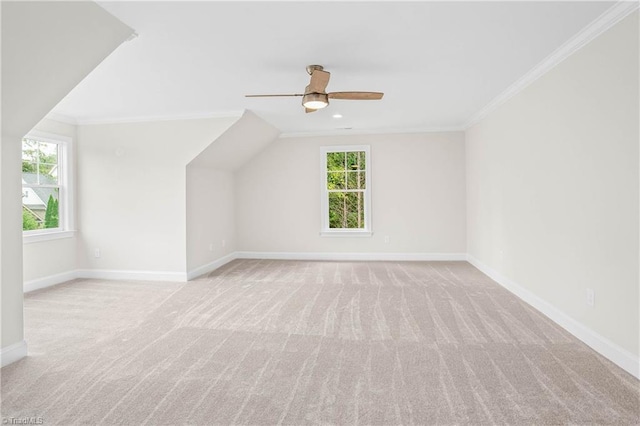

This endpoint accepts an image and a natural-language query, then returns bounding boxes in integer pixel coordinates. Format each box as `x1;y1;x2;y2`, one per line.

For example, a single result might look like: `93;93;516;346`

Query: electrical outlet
94;248;100;258
208;243;214;252
384;236;390;244
586;288;595;307
221;240;226;248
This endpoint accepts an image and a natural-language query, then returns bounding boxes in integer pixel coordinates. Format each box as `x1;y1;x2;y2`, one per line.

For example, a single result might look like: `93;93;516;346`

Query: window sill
320;230;373;238
23;230;75;244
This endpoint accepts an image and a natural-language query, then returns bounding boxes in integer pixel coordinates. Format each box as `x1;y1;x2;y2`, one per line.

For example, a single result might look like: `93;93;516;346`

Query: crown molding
47;111;449;136
463;1;639;130
46;110;245;126
77;110;245;125
279;125;465;139
44;112;78;125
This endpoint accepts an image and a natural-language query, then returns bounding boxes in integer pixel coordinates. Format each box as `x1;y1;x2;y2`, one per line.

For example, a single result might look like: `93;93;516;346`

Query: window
22;131;73;242
320;145;371;236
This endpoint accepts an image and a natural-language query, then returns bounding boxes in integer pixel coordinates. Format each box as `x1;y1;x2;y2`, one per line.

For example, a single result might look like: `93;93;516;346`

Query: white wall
23;119;78;284
76;117;238;275
186;167;235;273
466;11;639;359
185;111;279;276
0;123;23;351
236;132;466;255
1;1;132;358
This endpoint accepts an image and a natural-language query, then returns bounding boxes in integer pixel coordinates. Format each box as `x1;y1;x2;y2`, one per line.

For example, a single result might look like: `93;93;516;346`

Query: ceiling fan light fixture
302;93;328;110
245;65;383;113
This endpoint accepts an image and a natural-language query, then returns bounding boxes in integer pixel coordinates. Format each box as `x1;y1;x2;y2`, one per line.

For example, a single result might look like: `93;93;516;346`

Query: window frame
22;130;75;244
320;145;372;237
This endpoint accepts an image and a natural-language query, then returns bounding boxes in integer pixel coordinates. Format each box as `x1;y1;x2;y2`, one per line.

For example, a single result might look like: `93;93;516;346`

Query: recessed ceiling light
332;114;343;119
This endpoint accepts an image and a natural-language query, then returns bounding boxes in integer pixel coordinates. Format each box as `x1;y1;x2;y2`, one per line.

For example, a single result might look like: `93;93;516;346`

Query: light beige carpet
1;260;638;425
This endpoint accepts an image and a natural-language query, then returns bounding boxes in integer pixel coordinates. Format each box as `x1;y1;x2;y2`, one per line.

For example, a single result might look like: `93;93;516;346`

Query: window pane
22;187;59;230
22;139;38;179
346;151;359;170
345;192;365;228
38;142;59;184
328;191;365;229
38;141;58;164
328;192;344;228
345;171;366;189
22;139;60;183
347;171;365;189
346;151;365;171
22;139;38;163
359;151;366;170
327;172;345;190
22;163;38;183
326;152;345;171
39;163;59;184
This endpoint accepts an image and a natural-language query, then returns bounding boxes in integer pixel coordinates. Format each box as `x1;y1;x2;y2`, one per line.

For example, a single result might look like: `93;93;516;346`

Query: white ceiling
51;1;614;134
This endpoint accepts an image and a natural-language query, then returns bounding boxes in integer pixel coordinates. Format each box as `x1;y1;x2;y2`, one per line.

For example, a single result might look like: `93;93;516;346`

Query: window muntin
21;134;69;234
321;146;371;235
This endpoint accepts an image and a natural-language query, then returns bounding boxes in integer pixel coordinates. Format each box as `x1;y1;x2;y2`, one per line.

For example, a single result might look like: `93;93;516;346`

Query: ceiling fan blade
308;69;330;93
245;94;303;97
328;91;384;100
305;107;317;114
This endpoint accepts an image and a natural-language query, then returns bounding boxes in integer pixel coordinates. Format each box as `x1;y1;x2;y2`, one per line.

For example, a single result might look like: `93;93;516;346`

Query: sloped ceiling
188;110;280;171
2;1;133;138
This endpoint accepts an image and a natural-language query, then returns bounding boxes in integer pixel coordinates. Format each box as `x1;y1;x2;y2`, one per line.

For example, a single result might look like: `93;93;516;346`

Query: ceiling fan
245;65;384;113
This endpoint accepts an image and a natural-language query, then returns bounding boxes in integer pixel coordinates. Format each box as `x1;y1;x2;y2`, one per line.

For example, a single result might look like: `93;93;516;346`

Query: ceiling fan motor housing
306;64;324;75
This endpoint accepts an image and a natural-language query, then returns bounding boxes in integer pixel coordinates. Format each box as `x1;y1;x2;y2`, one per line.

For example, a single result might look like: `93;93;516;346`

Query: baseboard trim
187;253;237;280
24;268;188;293
76;269;187;282
1;340;27;368
24;270;80;293
466;255;639;379
235;251;467;261
22;253;467;292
